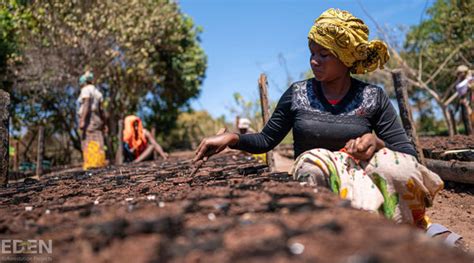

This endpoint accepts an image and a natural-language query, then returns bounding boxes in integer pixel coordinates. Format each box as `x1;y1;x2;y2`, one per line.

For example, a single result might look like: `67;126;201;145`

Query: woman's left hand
344;133;384;161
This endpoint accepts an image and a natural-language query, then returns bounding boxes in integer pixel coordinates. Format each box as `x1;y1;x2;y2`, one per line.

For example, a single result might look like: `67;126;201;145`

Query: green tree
357;0;473;136
401;0;473;135
166;110;229;150
9;0;207;159
0;2;16;91
0;0;30;93
404;0;473;91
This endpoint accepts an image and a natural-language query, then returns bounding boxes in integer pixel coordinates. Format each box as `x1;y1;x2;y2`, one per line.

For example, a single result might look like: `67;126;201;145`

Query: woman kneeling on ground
123;115;168;163
193;8;466;249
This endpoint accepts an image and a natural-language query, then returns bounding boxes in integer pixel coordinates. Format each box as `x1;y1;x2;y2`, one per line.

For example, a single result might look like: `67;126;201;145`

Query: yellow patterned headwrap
308;8;389;74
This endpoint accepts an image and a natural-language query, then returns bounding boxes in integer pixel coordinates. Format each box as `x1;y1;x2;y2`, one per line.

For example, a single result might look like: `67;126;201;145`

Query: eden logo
1;240;52;254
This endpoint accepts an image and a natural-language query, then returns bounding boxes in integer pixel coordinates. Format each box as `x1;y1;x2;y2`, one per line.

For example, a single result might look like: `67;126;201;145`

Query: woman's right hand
193;133;239;163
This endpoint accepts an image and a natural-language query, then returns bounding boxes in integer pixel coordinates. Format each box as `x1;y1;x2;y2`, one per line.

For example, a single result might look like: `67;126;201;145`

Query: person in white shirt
454;65;473;133
237;117;256;134
77;71;107;169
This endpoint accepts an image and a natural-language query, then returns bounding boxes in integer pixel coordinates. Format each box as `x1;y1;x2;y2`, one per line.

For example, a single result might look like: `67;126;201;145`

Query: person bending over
123;115;168;163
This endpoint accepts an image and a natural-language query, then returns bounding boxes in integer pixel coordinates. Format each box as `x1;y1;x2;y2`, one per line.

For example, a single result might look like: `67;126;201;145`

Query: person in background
236;117;266;162
237;118;256;134
122;115;168;163
454;65;473;100
77;71;108;170
455;65;473;133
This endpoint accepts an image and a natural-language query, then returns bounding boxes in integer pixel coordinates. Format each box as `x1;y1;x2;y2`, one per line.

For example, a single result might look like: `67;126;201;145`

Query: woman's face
309;41;349;82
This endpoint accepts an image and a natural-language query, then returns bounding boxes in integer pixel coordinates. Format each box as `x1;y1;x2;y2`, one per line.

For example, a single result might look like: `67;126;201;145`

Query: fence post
115;120;124;165
235;116;240;132
258;74;275;171
36;126;44;176
391;69;425;165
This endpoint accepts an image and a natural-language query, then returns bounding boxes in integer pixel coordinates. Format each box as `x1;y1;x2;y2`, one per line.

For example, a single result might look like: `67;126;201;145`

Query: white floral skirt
290;148;444;228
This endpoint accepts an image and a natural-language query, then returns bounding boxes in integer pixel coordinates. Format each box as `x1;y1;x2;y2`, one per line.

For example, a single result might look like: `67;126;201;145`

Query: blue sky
180;0;434;120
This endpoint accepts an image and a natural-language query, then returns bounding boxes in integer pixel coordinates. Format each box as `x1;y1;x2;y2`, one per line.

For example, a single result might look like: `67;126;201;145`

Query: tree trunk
14;140;19;171
22;131;36;161
0;90;10;186
460;101;473;135
440;104;455;137
106;72;121;162
108;109;122;164
448;107;458;135
105;130;114;164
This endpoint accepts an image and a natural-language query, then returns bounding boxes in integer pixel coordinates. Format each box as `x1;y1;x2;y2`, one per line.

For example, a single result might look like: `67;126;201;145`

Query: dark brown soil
0;151;472;263
419;135;474;151
419;135;474;161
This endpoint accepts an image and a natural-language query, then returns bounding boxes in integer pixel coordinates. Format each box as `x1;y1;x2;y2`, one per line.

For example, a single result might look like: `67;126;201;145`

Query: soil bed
0;151;472;262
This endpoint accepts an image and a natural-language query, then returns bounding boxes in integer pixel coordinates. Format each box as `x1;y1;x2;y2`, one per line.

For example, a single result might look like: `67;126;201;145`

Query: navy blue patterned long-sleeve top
231;77;417;159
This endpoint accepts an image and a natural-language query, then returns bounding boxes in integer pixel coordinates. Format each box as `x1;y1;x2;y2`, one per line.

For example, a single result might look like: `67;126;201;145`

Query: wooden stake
258;74;275;171
36;126;44;176
235;116;240;132
391;69;425;165
0;90;10;186
115;120;124;165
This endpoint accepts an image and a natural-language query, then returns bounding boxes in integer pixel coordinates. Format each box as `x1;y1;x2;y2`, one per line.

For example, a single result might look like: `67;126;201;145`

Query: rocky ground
0;151;472;263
